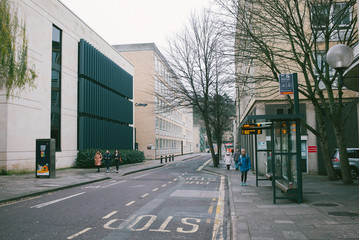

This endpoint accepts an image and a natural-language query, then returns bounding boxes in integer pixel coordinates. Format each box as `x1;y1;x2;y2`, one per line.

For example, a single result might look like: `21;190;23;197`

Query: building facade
0;0;134;173
235;1;359;176
113;43;195;159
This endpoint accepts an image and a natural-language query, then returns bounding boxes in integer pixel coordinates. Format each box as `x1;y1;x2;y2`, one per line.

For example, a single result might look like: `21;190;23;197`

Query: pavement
0;153;201;204
205;161;359;240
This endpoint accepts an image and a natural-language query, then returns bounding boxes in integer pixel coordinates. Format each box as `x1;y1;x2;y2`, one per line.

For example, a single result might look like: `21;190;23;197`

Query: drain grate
328;211;359;217
313;203;339;207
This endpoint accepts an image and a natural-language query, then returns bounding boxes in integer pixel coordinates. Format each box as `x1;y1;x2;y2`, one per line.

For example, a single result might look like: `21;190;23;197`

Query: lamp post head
326;44;354;70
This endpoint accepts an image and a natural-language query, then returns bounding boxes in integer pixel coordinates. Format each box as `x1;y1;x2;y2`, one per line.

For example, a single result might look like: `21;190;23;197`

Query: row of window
155;55;171;82
155;96;183;124
155;138;182;155
155;117;183;138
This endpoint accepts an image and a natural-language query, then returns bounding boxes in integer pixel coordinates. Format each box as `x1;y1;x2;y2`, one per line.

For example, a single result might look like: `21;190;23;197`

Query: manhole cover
313;203;339;207
328;211;359;217
304;191;320;194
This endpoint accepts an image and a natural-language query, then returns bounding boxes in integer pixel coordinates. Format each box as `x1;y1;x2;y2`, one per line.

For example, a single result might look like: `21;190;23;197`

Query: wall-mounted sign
135;103;148;107
279;74;294;95
258;141;267;150
308;146;317;153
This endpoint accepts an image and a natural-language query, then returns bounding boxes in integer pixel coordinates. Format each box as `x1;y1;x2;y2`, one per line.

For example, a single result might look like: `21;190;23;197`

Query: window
314;51;336;89
311;3;352;42
276;109;284;115
311;4;329;29
51;25;62;151
333;3;351;27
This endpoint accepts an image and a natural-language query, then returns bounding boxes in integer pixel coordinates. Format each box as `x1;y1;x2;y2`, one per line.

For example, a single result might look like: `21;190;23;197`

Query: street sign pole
293;73;303;203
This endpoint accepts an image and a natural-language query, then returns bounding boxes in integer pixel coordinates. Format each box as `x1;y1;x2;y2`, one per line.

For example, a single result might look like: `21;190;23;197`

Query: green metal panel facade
78;39;133;150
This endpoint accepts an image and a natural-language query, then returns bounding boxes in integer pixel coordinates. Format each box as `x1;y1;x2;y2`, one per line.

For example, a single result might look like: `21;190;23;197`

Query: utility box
36;139;56;178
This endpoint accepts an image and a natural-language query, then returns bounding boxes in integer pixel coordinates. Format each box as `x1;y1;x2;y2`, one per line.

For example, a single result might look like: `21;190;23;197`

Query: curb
0;177;110;205
204;167;238;240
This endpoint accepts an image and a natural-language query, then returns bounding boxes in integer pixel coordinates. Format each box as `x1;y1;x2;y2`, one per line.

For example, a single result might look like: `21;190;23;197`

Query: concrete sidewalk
0;153;201;204
205;162;359;240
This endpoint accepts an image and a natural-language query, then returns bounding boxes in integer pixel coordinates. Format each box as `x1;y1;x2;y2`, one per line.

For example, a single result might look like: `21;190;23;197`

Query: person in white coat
224;152;232;170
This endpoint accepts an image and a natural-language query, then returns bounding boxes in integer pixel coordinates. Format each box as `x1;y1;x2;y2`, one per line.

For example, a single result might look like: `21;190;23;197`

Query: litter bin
36;139;56;178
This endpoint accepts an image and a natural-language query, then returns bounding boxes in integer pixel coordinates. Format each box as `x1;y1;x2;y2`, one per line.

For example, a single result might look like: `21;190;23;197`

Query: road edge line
0;177;110;205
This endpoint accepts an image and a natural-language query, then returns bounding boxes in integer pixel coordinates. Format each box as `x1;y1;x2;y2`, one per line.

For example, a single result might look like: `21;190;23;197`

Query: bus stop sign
279;74;294;95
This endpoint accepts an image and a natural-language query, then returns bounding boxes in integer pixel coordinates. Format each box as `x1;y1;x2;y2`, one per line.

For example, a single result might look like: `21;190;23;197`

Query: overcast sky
60;0;213;51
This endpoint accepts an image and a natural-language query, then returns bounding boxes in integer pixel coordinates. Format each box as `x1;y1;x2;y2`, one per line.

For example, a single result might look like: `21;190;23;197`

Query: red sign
308;146;317;153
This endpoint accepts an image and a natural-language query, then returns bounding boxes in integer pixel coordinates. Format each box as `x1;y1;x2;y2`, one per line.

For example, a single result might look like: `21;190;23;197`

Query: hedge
76;149;145;168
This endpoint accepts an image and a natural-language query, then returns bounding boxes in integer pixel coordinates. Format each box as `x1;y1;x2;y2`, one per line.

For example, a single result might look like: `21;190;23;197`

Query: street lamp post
326;44;354;85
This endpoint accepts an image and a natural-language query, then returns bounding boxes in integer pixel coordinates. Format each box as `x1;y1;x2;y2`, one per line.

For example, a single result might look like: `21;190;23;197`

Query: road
0;154;229;240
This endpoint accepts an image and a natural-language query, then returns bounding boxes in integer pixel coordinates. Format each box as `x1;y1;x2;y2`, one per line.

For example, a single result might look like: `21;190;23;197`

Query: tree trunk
204;119;218;167
332;120;353;184
316;108;338;180
217;138;222;166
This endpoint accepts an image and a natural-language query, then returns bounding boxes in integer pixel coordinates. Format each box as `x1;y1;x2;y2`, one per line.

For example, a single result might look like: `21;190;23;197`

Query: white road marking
103;211;118;219
152;188;159;192
128;215;157;231
141;193;149;198
126;201;135;206
150;216;173;232
197;159;211;172
67;227;91;239
31;192;85;209
83;185;101;189
161;184;167;187
102;180;127;188
211;176;225;240
168;181;172;184
177;218;200;233
173;178;177;181
134;173;151;179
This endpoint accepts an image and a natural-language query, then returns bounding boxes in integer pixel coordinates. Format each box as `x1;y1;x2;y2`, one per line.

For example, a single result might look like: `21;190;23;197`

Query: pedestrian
94;150;103;173
224;152;232;170
239;148;251;186
233;148;240;171
103;150;112;173
114;150;122;174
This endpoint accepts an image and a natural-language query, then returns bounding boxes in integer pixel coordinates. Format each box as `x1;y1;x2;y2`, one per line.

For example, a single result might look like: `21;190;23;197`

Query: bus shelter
240;114;304;204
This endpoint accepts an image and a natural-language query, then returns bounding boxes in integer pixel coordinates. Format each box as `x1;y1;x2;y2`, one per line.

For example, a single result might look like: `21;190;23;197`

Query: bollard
172;155;174;161
160;155;163;164
169;155;171;162
165;155;167;163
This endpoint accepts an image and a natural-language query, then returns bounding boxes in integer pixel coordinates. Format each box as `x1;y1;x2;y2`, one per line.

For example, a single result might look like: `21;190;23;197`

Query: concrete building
235;1;359;176
113;43;195;159
0;0;134;173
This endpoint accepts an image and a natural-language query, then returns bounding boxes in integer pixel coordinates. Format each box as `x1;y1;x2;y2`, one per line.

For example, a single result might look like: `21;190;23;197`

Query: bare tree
161;10;233;167
217;0;358;183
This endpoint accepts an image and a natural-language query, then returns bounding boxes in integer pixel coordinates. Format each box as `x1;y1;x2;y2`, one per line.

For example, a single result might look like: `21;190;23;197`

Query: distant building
0;0;134;173
113;43;194;159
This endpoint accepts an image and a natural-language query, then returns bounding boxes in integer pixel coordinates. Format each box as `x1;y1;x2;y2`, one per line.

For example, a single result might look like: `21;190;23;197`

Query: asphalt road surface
0;154;229;240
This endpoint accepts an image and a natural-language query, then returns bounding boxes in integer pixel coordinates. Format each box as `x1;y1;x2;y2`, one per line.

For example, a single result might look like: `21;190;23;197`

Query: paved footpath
205;162;359;240
0;154;201;204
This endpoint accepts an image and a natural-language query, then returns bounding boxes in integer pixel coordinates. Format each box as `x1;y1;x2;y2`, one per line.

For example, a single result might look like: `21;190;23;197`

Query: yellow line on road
212;176;225;240
208;206;213;214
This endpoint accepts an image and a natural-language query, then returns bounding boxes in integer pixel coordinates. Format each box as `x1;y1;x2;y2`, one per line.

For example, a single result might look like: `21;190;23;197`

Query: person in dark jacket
114;150;122;174
239;148;251;186
103;150;112;173
233;149;240;171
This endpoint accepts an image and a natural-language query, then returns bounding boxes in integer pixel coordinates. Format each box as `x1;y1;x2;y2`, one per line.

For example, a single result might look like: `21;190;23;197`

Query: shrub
75;149;145;168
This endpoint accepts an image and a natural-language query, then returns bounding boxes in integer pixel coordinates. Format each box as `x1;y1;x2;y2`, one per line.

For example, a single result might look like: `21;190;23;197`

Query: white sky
60;0;213;51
